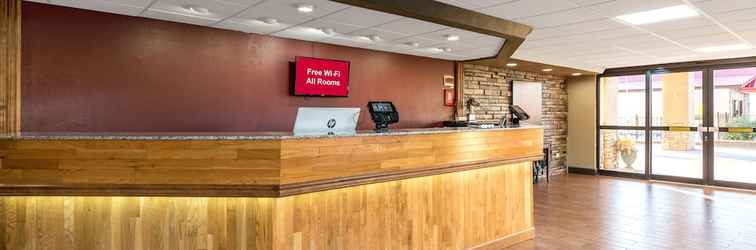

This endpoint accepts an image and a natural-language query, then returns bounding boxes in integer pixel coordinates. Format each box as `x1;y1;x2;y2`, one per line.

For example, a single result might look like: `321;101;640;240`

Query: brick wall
462;64;568;173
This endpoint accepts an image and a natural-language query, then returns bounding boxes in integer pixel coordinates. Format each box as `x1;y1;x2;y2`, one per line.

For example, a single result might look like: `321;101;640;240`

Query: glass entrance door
650;71;705;181
712;67;756;187
599;64;756;190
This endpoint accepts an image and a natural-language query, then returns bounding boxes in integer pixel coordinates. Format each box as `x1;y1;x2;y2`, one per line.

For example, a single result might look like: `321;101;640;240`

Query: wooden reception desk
0;127;542;250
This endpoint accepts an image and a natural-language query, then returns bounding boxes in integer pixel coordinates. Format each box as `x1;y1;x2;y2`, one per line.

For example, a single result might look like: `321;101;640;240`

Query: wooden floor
507;174;756;250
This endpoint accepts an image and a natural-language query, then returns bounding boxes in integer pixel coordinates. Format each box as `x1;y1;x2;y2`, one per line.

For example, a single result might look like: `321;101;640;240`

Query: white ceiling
438;0;756;72
28;0;756;73
26;0;504;61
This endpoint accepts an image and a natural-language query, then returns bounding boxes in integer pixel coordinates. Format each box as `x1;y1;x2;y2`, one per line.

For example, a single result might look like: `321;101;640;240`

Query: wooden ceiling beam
330;0;532;64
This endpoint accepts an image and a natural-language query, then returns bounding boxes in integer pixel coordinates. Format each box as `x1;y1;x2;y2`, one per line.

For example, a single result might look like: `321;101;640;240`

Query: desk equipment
293;107;360;135
367;101;399;131
509;105;531;126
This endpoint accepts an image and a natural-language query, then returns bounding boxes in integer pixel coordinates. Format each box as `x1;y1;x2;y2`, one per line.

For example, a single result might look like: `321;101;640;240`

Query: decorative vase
620;149;637;168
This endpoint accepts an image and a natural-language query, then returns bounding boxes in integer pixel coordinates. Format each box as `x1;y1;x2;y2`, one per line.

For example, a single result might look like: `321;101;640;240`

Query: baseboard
568;166;597;175
469;228;535;250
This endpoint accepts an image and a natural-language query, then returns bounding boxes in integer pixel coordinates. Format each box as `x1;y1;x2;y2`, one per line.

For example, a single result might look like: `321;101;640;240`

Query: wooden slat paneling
0;128;543;196
279;129;543;184
0;0;21;134
0;162;533;250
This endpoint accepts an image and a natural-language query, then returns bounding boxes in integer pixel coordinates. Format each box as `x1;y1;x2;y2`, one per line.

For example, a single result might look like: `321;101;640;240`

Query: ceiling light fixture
405;42;420;47
696;44;753;53
295;3;315;13
615;5;699;25
367;35;381;42
506;63;517;67
258;17;278;25
183;5;211;15
542;68;553;72
572;73;582;76
445;35;460;41
320;28;335;36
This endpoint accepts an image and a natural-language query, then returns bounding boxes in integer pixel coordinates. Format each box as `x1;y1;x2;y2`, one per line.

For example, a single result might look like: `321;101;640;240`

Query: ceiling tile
349;28;408;42
320;6;403;27
48;0;150;16
692;0;756;14
145;0;252;25
234;0;347;28
415;27;486;44
527;19;625;40
480;0;579;20
214;17;289;34
142;9;218;26
372;18;448;37
391;36;443;49
271;26;333;42
676;33;742;48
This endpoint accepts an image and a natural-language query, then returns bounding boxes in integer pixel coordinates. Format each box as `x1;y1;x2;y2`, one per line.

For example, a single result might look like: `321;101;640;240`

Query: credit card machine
368;101;399;131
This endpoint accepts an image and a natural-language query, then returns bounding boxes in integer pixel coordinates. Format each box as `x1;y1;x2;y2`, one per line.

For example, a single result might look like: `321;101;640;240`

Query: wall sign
444;89;455;106
293;56;351;97
443;75;455;106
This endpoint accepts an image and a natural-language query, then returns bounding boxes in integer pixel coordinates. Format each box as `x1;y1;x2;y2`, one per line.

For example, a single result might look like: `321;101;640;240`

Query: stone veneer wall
462;64;568;173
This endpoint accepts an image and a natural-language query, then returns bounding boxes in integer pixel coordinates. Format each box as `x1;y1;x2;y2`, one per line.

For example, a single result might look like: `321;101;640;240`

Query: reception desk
0;127;542;249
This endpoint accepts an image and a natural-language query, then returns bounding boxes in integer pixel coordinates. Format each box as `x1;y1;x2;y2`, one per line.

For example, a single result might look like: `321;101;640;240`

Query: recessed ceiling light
405;42;420;47
615;5;699;25
319;28;335;36
572;73;582;76
257;17;278;25
295;3;315;13
542;68;553;72
506;63;518;67
367;35;381;42
445;35;460;41
696;44;753;53
183;5;211;15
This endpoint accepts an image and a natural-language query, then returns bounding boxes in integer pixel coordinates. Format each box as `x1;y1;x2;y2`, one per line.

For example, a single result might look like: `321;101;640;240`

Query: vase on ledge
620;149;638;169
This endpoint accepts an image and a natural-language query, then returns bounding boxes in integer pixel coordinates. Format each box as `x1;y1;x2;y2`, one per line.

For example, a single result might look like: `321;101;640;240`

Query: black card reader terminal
367;101;399;132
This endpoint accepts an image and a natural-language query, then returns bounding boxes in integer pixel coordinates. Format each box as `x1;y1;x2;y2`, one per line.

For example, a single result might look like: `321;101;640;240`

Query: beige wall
567;75;597;169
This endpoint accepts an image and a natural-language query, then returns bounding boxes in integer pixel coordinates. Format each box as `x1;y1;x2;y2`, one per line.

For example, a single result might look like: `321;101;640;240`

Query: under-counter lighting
572;73;582;76
296;3;315;13
258;17;278;25
696;44;752;53
506;63;517;67
542;68;553;72
615;5;699;25
183;5;211;15
445;35;460;41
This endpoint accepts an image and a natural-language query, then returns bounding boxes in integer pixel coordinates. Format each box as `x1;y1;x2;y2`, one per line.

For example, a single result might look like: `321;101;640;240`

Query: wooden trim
455;62;465;118
469;228;535;250
0;155;542;197
279;155;543;196
568;166;597;175
330;0;534;68
0;0;21;133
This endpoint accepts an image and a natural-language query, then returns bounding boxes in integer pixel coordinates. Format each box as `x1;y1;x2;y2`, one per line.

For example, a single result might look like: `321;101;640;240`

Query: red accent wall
21;3;454;132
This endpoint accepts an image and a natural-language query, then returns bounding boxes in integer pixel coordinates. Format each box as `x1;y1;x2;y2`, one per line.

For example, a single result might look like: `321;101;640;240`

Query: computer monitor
293;107;360;135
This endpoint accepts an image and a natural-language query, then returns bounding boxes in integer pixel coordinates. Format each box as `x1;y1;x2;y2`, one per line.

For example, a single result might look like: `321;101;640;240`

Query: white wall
513;81;543;125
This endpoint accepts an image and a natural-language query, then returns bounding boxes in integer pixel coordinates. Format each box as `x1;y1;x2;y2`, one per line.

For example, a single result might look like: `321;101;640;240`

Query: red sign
294;56;351;97
444;89;455;106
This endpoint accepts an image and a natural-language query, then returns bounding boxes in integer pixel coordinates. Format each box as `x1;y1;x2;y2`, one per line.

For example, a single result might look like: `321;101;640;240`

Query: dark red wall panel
21;3;454;132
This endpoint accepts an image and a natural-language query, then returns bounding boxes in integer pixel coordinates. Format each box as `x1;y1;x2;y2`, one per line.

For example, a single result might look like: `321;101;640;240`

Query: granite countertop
0;125;542;140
